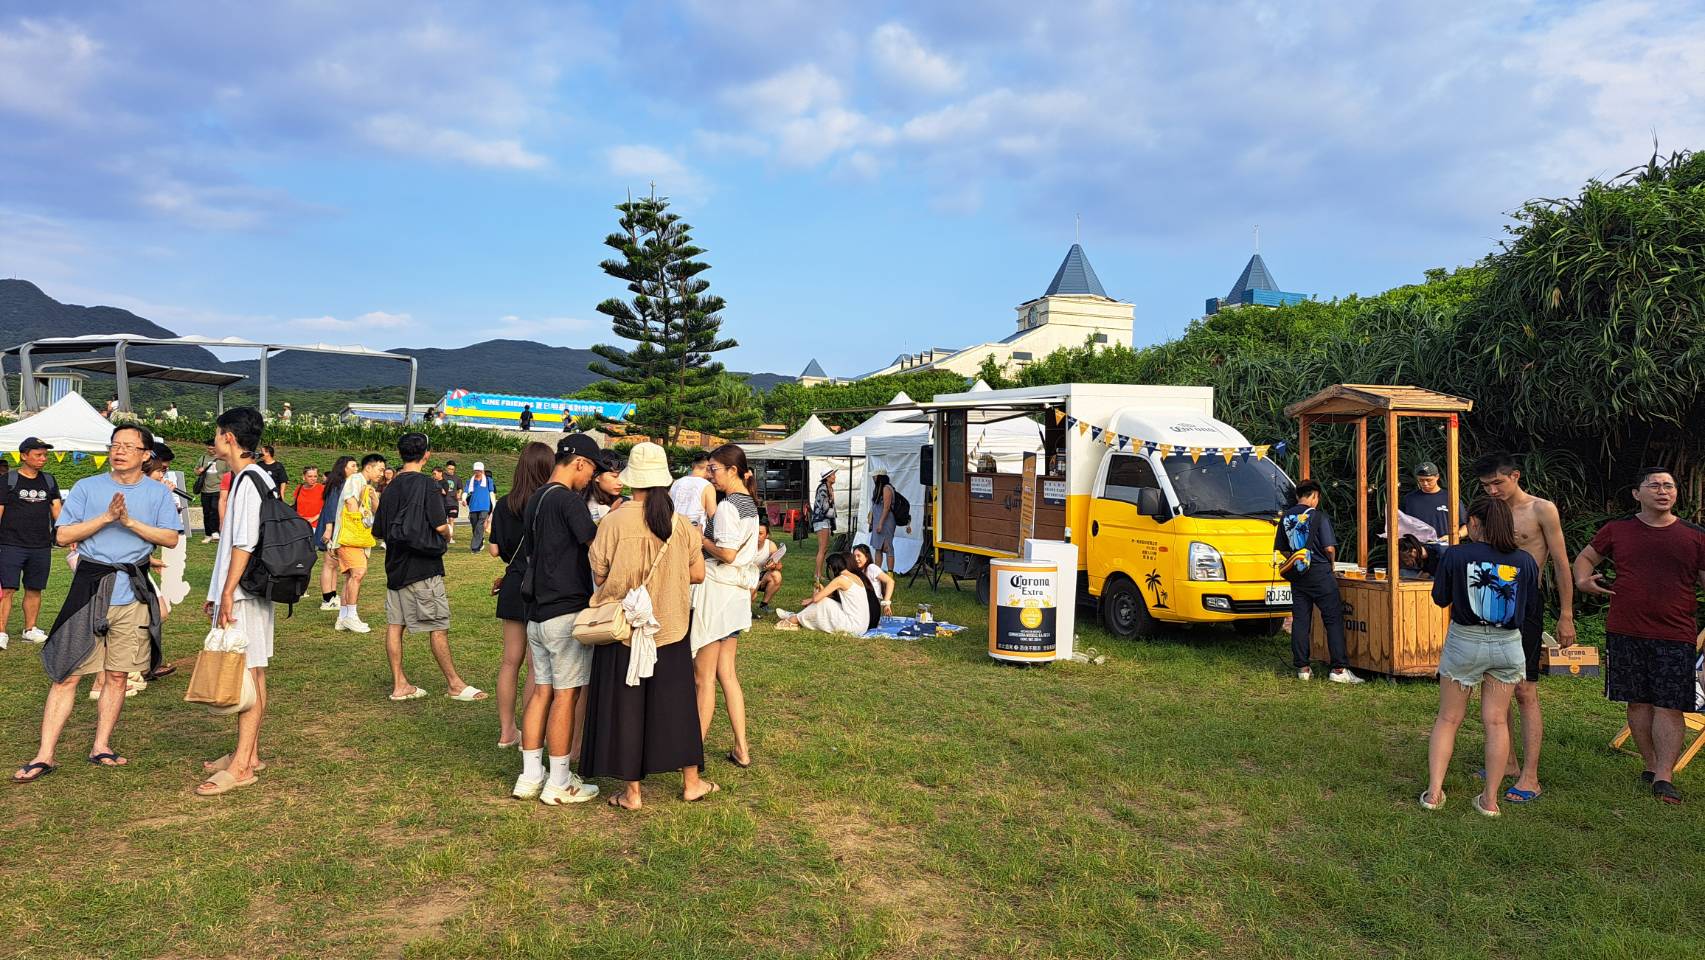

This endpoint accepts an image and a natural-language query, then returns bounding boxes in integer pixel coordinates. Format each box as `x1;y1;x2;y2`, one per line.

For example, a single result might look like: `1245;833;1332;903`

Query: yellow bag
339;488;376;548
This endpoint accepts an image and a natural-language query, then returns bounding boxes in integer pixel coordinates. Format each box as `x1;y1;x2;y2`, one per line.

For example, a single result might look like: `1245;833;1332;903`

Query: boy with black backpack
372;432;484;703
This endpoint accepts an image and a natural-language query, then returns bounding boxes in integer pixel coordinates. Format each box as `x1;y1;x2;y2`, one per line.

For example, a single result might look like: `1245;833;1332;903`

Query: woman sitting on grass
850;544;894;618
1419;497;1541;818
777;552;880;636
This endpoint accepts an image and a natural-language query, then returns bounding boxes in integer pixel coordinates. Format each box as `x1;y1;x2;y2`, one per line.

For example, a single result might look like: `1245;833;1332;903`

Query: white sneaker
208;533;220;542
512;775;544;800
343;618;372;634
540;775;599;805
0;632;8;651
1296;667;1312;681
22;627;46;643
776;608;794;620
319;598;340;612
1329;669;1366;685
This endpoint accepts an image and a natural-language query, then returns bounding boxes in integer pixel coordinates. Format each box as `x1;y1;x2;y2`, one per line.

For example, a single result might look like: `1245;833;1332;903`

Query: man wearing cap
464;461;496;553
0;438;63;650
1399;462;1464;542
512;433;601;805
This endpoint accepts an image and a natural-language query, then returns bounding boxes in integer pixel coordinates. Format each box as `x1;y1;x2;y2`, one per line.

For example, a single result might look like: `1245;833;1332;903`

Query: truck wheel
1099;577;1154;639
1234;617;1283;636
975;566;991;606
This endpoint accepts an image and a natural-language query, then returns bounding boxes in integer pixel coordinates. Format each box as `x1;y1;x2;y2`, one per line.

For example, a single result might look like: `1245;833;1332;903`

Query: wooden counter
1310;575;1449;677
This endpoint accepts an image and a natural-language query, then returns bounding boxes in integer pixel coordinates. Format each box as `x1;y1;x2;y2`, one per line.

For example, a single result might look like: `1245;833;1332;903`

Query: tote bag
184;626;254;712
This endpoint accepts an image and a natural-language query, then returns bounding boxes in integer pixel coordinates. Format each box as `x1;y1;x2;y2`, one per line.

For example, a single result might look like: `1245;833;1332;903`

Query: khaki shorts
73;601;152;676
386;576;451;634
337;546;370;573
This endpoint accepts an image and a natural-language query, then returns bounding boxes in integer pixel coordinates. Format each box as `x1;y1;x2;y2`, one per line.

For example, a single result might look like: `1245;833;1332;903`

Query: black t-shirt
263;461;289;491
373;471;448;590
438;476;459;509
1274;503;1337;572
522;482;597;622
490;498;526;564
1399;489;1461;539
0;471;61;549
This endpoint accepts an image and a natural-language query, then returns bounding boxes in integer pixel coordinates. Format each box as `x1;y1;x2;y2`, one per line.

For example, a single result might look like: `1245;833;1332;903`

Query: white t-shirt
670;475;712;530
209;465;273;603
864;562;890;601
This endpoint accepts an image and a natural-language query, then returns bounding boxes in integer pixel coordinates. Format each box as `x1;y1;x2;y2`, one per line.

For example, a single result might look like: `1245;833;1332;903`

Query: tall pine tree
589;190;736;444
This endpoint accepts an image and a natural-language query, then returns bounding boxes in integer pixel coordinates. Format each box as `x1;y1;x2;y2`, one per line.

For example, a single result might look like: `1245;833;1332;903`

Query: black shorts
1604;632;1697;712
1520;602;1545;682
0;544;52;591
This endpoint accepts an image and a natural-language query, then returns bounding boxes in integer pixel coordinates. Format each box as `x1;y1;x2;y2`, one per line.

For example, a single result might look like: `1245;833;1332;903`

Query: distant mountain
1;279;788;397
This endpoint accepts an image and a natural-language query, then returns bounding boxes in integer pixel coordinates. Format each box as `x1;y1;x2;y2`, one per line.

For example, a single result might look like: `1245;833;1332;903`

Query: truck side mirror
1137;487;1168;520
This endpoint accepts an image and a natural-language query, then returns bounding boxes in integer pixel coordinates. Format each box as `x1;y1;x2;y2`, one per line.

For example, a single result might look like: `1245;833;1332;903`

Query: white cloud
360;115;548;171
491;314;592;340
294;311;413;332
0;18;104;122
869;23;963;95
722;63;844;118
775;107;894;167
605;144;709;201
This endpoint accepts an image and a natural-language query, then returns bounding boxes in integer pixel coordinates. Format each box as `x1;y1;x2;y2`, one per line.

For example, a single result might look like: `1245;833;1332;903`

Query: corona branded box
1540;643;1600;677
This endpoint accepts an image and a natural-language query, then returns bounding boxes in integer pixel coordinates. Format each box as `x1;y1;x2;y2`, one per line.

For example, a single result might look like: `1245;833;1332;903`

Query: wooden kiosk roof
1284;384;1473;422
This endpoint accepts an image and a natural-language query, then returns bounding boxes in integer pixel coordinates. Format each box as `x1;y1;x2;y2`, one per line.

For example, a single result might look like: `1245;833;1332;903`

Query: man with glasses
11;425;181;783
1574;467;1705;805
1474;453;1575;803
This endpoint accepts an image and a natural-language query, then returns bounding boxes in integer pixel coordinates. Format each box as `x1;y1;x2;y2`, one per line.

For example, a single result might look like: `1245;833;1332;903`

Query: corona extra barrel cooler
989;559;1058;663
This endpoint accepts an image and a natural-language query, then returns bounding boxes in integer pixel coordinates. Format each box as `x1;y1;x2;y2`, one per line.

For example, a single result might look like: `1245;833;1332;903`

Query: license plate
1265;587;1292;606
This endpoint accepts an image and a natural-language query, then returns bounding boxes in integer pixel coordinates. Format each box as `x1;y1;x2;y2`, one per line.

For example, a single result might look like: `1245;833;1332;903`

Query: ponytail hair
1468;497;1518;554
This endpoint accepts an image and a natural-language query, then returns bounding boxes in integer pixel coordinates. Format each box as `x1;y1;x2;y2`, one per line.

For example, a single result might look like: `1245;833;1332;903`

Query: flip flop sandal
1418;790;1445;811
688;782;721;802
195;769;257;796
1503;787;1541;803
144;664;178;681
447;686;487;702
726;751;751;769
1652;780;1682;805
203;753;267;773
11;762;56;784
87;752;127;768
388;687;428;702
608;795;642;811
497;739;521;749
1473;794;1501;818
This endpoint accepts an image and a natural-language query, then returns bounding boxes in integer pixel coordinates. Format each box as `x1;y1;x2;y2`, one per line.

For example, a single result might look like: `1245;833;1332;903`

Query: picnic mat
862;616;967;641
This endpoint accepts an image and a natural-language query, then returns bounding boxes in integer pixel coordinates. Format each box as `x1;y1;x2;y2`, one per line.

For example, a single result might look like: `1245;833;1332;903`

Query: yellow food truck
914;383;1297;638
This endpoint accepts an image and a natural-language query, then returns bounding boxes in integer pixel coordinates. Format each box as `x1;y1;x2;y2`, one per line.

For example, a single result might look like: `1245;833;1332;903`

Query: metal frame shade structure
30;358;248;413
1;334;418;420
1283;383;1475;676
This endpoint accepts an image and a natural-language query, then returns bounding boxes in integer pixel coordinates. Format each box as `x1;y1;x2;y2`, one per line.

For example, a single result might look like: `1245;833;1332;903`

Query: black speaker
920;444;934;487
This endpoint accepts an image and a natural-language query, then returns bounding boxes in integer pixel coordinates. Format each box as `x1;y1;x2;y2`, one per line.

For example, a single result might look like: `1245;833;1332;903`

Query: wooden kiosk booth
1284;385;1474;677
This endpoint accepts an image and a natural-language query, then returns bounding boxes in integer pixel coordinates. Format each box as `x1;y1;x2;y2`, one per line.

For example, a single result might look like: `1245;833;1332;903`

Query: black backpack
387;475;449;557
890;490;911;527
235;470;317;609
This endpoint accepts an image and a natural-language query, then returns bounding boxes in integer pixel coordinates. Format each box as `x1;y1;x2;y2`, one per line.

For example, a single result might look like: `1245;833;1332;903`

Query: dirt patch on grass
803;802;973;956
379;890;467;957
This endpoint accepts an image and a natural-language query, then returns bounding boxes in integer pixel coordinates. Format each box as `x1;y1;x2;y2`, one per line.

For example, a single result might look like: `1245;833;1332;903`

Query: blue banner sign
439;390;635;427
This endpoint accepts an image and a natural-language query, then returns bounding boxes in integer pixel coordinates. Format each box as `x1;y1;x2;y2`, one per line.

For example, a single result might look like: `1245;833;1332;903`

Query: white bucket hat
620;442;674;488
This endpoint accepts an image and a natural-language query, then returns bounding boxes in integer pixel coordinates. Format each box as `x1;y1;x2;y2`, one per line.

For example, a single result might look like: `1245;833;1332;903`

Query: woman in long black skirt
582;443;719;808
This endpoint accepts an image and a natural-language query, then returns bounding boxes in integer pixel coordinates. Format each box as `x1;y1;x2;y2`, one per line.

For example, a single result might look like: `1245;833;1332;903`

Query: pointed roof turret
800;359;827;379
1043;243;1109;299
1225;253;1279;301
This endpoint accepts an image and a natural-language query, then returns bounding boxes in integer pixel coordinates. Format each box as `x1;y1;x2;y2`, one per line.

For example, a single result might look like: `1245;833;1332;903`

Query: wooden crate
1311;576;1448;677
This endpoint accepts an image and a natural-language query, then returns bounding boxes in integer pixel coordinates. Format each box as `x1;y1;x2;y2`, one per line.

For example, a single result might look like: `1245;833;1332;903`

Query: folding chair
1610;713;1705;774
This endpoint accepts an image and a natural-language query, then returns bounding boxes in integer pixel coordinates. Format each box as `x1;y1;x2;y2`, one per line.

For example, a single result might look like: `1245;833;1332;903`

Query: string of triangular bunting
1054;409;1288;463
8;451;105;467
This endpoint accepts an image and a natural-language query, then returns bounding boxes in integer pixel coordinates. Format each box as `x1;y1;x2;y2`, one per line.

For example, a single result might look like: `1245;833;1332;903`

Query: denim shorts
1438;621;1524;688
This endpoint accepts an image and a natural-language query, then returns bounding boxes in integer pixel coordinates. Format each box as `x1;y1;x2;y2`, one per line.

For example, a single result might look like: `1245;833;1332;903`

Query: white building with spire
843;244;1134;381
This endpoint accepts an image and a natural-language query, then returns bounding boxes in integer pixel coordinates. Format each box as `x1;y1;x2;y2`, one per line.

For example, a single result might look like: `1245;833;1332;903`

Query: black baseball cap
1414;461;1440;477
151;441;176;463
556;434;601;463
18;437;52;454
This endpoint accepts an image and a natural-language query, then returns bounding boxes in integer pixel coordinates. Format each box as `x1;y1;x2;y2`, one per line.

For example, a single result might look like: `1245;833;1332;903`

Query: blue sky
3;1;1703;379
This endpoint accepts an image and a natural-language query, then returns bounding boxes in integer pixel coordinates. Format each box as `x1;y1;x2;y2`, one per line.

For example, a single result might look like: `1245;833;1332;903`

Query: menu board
970;476;994;500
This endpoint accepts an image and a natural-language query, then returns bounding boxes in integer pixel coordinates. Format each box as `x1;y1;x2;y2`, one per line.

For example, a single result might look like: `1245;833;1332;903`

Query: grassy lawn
1;481;1701;958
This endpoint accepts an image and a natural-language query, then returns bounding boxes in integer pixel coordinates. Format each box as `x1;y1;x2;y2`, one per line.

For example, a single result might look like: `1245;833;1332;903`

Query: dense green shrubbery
145;413;526;455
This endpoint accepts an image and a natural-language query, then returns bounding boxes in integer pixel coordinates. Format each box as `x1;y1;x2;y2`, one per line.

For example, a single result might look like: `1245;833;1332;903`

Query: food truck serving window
1102;454;1161;507
946;412;967;483
1161;455;1291;518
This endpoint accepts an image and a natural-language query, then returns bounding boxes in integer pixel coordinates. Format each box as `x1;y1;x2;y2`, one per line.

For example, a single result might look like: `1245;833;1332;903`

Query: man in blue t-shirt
1274;479;1362;684
463;462;497;553
12;424;182;783
1399;461;1464;541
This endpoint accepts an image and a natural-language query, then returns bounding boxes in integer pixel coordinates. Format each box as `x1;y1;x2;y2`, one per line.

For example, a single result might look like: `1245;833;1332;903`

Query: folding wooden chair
1610;713;1705;774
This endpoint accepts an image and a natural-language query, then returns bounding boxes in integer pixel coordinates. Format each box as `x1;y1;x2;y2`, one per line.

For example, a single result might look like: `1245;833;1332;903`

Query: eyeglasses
1641;482;1678;491
108;442;147;453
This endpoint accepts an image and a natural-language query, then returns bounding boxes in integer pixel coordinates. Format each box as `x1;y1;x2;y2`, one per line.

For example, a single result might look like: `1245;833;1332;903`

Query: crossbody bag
573;532;673;647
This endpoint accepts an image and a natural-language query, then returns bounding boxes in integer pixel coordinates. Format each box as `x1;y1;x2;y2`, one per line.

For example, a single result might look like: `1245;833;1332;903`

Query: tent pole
258;348;269;414
217;386;226;414
19;344;35;411
0;354;11;412
404;358;418;423
115;341;131;413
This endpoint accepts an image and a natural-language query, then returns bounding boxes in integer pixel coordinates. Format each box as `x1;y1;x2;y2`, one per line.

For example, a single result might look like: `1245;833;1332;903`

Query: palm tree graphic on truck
1144;571;1169;610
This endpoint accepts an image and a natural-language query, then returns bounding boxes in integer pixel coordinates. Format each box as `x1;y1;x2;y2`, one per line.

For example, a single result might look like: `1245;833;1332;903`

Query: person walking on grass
464;461;496;552
373;433;484;704
583;442;718;809
489;442;554;748
440;460;461;546
1573;466;1705;806
1419;497;1540;817
331;454;384;633
1474;453;1576;804
12;424;181;784
195;408;277;796
316;457;354;612
1275;479;1361;684
690;444;760;769
194;442;223;543
511;434;602;805
0;437;63;651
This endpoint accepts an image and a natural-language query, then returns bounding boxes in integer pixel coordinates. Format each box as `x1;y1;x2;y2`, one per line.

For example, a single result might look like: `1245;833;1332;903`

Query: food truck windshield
1160;454;1292;518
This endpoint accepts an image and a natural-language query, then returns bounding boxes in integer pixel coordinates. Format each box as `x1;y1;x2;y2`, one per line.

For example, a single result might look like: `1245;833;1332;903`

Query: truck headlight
1189;542;1226;581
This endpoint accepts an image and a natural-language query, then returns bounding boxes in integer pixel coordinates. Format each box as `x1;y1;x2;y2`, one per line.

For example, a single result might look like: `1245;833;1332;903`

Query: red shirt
1589;516;1705;643
294;483;326;523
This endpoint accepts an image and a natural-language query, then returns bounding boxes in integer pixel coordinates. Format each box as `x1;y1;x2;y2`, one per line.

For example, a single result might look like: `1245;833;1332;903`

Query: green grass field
1;489;1701;958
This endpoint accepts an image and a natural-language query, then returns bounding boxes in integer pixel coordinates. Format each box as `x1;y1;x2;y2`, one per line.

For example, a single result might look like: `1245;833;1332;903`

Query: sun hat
620;442;673;489
472;461;485;472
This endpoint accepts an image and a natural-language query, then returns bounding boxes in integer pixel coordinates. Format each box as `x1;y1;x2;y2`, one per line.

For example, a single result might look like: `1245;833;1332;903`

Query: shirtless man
1475;453;1576;801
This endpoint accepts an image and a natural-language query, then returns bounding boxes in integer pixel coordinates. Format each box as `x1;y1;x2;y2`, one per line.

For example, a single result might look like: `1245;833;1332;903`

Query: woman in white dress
778;553;880;636
690;444;761;768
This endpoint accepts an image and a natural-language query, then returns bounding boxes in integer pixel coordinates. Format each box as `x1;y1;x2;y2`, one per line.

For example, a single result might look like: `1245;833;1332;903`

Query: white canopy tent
0;392;122;453
802;391;930;570
747;415;833;462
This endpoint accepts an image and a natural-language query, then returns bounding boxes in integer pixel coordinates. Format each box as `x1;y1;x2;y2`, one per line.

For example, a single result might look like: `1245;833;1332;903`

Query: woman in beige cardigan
581;443;719;809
